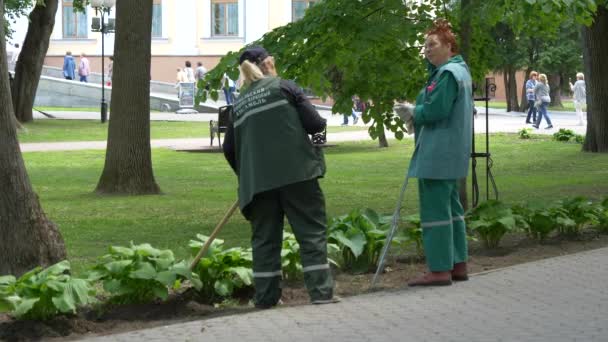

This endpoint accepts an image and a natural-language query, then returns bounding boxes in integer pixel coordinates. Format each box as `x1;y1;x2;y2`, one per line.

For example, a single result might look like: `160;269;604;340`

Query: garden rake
189;200;240;271
370;171;412;289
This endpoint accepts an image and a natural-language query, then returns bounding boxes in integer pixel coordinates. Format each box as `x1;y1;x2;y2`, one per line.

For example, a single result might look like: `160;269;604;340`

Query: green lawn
17;120;367;143
476;100;578;112
22;134;608;274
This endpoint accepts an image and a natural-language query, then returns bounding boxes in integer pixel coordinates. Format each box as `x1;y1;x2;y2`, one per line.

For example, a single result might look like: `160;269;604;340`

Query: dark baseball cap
239;46;270;65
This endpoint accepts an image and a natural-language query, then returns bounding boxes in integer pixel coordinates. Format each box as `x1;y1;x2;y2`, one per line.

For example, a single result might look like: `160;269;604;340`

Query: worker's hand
393;103;414;122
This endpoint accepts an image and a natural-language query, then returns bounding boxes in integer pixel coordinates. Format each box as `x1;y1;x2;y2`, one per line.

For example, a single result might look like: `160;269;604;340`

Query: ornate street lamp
90;0;116;123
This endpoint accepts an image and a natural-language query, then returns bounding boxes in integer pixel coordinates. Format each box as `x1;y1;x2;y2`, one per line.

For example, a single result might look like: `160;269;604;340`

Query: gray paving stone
77;247;608;342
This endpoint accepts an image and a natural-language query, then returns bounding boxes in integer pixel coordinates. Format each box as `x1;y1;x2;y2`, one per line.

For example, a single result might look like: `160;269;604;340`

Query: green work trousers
418;178;468;272
246;179;334;307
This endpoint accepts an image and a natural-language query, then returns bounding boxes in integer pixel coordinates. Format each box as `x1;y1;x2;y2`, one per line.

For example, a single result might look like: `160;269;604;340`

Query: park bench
210;105;232;146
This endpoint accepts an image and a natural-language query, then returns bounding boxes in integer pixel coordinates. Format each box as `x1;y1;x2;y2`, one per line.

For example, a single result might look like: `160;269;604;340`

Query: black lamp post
90;0;116;123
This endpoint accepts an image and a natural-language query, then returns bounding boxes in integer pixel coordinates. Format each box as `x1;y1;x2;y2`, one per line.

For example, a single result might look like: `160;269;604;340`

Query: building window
292;0;316;21
211;0;238;36
62;0;88;38
152;0;162;37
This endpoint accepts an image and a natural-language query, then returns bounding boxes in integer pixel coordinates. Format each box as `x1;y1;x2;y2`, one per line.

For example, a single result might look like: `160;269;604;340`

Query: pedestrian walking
62;51;76;80
400;19;473;287
184;61;195;83
78;53;90;83
222;46;338;308
107;56;113;86
569;72;586;126
525;71;538;124
195;62;207;82
222;73;236;105
532;74;553;129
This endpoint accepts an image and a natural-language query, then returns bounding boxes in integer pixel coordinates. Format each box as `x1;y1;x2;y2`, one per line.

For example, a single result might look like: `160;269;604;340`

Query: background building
9;0;316;83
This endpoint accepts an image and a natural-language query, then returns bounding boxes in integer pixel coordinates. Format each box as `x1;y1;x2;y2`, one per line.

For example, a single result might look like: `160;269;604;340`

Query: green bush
513;203;569;242
0;261;96;320
557;197;600;236
328;208;405;274
189;235;253;302
467;200;518;248
553;128;576;142
88;243;201;304
574;134;585;144
518;128;533;139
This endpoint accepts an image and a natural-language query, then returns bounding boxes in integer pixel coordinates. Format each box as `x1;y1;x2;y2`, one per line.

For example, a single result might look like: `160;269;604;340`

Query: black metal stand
92;6;115;123
471;77;499;207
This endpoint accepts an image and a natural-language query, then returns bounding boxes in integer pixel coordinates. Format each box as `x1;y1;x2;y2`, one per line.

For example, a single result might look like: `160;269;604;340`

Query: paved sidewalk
78;247;608;342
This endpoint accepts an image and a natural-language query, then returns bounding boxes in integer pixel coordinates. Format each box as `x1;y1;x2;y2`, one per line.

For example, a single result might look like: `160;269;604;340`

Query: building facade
11;0;316;82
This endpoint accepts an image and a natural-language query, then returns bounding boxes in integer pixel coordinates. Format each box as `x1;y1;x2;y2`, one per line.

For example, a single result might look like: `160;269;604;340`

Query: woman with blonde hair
569;72;586;125
222;46;338;308
532;73;553;129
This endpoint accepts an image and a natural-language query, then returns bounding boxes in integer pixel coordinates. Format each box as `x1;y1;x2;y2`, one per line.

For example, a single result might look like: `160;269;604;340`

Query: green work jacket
233;77;325;211
408;55;473;180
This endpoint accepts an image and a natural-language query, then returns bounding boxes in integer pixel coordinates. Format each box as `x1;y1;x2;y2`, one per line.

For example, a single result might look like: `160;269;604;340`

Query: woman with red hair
399;19;473;286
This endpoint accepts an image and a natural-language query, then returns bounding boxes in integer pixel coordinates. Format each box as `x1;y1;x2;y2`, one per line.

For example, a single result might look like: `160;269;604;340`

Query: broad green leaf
130;262;157;280
109;246;135;257
14;298;40;317
155;271;177;286
104;260;133;274
229;267;253;286
152;284;169;301
214;279;234;297
0;276;16;286
330;229;366;258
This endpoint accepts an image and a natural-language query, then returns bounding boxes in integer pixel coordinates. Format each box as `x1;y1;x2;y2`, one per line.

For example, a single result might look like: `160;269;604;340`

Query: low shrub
467;200;518;249
557;197;601;236
518;128;533;139
88;243;201;304
189;235;253;302
553;128;576;142
0;261;96;320
328;208;405;274
402;214;424;258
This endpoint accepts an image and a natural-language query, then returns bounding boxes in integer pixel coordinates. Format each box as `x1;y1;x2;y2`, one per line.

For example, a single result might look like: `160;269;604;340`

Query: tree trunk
0;2;66;277
11;0;59;123
377;127;389;148
95;0;161;194
582;5;608;153
548;73;563;108
504;66;519;112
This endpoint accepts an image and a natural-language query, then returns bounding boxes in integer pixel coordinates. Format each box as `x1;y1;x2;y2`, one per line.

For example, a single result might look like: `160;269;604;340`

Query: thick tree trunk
11;0;58;123
95;0;161;194
548;73;563;108
0;2;66;277
582;6;608;153
459;0;474;211
504;66;519;112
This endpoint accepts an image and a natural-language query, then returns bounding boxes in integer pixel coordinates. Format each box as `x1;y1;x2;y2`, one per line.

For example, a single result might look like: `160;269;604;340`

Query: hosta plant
512;203;570;242
88;243;201;304
553;128;576;142
557;197;600;236
189;234;253;302
281;232;340;281
0;260;96;320
518;128;532;139
402;214;424;258
597;198;608;233
328;208;406;274
466;200;518;249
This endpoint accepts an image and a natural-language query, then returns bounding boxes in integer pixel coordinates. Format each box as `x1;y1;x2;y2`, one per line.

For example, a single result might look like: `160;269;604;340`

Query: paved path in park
77;247;608;342
23;108;587;152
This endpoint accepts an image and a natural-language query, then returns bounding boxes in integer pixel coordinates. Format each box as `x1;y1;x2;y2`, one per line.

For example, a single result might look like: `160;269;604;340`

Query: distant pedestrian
195;62;207;82
7;43;20;64
569;72;586;126
107;56;113;86
525;71;538;124
62;51;76;80
78;53;90;83
532;73;553;130
175;68;187;97
184;61;195;83
222;73;236;105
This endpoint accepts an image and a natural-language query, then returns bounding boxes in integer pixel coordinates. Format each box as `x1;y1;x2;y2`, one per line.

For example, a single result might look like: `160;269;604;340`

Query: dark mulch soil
2;231;608;341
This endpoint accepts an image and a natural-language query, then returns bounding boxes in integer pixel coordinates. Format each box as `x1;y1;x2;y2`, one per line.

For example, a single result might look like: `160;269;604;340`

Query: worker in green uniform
223;46;338;308
398;20;473;286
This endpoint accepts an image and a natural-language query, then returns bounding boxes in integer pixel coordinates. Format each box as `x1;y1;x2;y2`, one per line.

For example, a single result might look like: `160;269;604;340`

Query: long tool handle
189;200;240;271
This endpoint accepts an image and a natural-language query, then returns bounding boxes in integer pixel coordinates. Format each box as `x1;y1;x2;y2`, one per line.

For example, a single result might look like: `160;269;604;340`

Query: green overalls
233;77;333;306
408;55;473;272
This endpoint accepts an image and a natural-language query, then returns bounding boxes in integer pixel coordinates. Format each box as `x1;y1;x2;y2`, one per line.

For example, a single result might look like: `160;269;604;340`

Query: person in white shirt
569;73;586;126
184;61;195;83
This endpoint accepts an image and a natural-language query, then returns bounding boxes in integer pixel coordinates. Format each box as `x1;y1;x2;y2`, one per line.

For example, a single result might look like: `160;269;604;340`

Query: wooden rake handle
189;200;240;271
